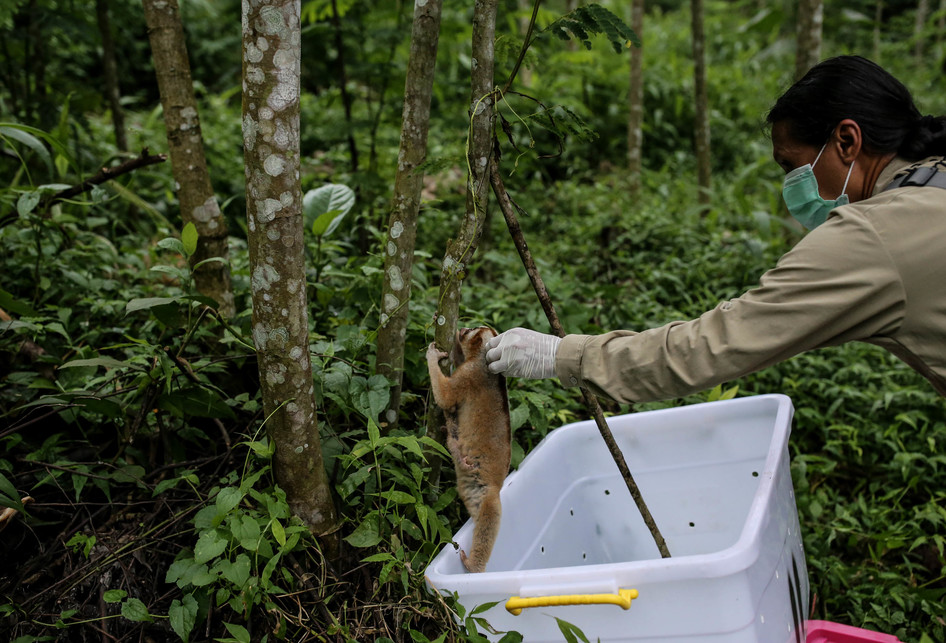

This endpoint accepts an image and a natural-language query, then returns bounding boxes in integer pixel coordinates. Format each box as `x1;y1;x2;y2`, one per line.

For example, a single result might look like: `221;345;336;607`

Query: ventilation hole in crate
582;552;587;559
569;509;574;516
689;521;696;527
752;471;759;477
540;546;545;554
604;489;610;496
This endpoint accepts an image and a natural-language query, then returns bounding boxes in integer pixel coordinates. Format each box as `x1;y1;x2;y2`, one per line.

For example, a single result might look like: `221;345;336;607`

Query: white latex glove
485;328;562;379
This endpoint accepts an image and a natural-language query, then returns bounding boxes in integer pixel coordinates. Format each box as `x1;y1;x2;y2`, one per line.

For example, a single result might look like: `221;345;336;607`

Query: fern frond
543;3;640;54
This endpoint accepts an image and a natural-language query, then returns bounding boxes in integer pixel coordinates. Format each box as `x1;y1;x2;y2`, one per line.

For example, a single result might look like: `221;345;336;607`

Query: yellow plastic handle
505;588;638;615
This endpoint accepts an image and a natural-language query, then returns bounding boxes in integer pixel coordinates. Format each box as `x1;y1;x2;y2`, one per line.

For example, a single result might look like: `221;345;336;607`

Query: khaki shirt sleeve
554;210;906;403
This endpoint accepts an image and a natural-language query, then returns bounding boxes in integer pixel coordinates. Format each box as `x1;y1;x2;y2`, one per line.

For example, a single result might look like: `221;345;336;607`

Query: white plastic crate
425;394;809;642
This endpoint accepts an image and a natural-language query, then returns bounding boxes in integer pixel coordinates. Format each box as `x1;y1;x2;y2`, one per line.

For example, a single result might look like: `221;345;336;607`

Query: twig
489;162;671;559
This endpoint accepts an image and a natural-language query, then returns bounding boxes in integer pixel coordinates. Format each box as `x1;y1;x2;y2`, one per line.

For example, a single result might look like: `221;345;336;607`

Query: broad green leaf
103;589;127;603
380;490;415;504
59;357;129;370
16;191;41;217
120;598;152;623
271;518;286;546
156;237;186;255
223;622;251;643
215;487;244;515
125;297;178;314
303;183;355;237
0;288;39;317
181;222;198;257
0;472;25;512
193;529;228;564
344;513;383;548
169;594;198;643
0;125;53;174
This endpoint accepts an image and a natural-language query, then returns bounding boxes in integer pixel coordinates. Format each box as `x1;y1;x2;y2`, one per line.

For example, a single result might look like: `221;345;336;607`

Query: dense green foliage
1;0;944;641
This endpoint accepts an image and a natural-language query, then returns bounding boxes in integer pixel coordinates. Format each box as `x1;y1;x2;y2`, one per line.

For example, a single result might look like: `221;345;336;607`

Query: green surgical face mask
782;142;855;230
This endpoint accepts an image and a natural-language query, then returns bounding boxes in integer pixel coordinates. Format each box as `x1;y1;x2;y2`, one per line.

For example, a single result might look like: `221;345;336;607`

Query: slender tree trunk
331;0;359;173
142;0;235;317
242;0;338;537
626;0;645;198
914;0;930;63
873;0;883;62
794;0;823;81
377;0;443;428
427;0;498;487
691;0;711;208
96;0;127;152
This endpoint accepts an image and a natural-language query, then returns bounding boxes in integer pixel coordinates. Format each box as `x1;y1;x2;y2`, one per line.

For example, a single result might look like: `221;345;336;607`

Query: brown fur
427;327;511;573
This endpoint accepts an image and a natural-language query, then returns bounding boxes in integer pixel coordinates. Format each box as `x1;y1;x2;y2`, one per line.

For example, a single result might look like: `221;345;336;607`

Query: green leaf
303;183;355;237
0;124;54;174
0;288;39;317
59;357;130;370
103;589;127;603
157;387;236;420
271;518;286;546
125;297;178;314
121;598;152;623
181;222;198;257
0;472;25;513
169;594;198;643
157;237;186;255
344;512;383;548
16;191;42;217
215;487;244;515
194;529;228;564
223;622;251;643
380;490;415;504
554;617;591;643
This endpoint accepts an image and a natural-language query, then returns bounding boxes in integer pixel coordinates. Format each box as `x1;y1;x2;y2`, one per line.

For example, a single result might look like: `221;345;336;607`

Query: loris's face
451;326;498;367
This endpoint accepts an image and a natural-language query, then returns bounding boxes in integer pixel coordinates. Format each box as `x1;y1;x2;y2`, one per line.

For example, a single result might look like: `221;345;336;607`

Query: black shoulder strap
883;165;946;192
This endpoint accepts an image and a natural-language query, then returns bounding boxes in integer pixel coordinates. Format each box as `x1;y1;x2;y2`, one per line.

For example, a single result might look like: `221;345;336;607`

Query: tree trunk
914;0;930;63
626;0;645;198
142;0;235;317
95;0;127;152
873;0;883;62
376;0;443;428
691;0;711;208
242;0;338;536
426;0;498;487
794;0;823;81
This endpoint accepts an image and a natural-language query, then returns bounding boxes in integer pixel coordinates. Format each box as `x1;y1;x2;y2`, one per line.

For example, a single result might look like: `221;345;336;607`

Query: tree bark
873;0;883;62
794;0;823;81
626;0;645;198
426;0;498;487
376;0;443;428
914;0;930;63
142;0;235;317
242;0;338;536
691;0;711;209
95;0;128;152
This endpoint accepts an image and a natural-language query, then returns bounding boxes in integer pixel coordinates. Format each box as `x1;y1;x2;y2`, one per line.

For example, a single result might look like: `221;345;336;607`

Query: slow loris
427;326;511;573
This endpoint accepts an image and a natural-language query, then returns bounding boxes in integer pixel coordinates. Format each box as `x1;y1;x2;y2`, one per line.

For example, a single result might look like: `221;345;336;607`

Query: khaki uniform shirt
556;156;946;403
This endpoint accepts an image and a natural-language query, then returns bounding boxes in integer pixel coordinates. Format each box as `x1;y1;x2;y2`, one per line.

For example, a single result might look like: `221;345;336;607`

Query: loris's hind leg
460;486;501;573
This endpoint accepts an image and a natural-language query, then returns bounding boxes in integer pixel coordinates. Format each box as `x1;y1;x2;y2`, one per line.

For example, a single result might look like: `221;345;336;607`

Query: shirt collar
872;157;914;197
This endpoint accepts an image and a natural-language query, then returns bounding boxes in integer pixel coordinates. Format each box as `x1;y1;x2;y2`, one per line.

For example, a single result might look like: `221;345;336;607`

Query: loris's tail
461;487;501;573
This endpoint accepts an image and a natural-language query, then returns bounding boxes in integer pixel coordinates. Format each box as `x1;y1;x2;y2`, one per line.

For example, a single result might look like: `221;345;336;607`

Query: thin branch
489;161;671;559
47;148;167;204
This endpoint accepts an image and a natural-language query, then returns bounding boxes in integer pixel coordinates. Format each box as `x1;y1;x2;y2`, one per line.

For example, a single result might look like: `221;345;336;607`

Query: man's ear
834;118;863;163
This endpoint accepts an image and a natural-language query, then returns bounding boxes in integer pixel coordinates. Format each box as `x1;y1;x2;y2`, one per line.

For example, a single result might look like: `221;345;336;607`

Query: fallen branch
489;162;671;559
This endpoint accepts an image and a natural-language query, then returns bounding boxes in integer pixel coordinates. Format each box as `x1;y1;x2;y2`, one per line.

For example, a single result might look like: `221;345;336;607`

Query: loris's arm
427;343;459;409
